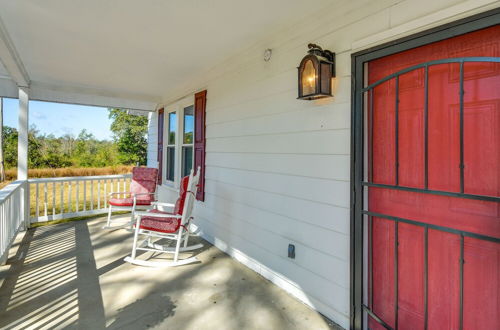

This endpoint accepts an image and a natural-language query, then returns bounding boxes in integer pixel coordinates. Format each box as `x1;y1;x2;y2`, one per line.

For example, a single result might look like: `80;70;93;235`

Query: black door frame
350;8;500;330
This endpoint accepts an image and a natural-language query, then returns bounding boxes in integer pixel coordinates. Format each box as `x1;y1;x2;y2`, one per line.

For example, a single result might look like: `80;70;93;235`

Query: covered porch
0;1;498;329
0;214;338;329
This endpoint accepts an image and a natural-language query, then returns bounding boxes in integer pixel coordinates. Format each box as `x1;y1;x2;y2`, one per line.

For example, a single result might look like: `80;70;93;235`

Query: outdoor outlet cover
288;244;295;259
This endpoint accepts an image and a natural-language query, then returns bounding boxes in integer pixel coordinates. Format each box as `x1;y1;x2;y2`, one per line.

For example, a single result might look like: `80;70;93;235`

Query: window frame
164;110;177;184
181;104;195;178
161;95;195;189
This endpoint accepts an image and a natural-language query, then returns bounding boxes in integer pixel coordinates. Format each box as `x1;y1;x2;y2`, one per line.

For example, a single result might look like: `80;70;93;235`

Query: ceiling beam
0;16;30;87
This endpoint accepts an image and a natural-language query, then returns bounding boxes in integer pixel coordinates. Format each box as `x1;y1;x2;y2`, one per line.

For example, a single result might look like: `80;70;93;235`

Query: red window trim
157;108;164;184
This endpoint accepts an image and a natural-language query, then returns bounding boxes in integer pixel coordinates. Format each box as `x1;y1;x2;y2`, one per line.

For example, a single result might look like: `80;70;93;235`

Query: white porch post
18;87;30;227
18;87;29;180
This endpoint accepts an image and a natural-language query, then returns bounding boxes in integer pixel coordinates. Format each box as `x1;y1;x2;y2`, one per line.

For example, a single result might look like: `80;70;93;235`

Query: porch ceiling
0;0;334;110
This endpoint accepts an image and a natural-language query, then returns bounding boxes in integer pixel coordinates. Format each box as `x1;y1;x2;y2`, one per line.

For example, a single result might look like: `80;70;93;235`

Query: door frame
350;8;500;330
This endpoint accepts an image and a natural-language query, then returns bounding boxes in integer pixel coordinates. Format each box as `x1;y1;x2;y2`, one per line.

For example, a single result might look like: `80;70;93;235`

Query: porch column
18;87;29;228
18;87;29;180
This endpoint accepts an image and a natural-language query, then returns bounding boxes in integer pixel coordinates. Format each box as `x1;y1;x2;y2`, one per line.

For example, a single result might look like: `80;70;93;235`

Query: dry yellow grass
0;166;133;189
5;165;133;180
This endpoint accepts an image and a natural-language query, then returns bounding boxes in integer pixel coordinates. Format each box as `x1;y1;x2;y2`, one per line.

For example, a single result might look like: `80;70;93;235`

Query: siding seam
205;164;349;182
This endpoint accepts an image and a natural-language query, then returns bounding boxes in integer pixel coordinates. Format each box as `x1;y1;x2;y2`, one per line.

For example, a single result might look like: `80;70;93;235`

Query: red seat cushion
108;198;152;207
139;209;180;233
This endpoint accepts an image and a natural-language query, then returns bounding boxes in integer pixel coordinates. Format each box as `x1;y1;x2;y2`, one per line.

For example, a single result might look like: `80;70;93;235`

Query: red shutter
194;90;207;201
157;108;164;184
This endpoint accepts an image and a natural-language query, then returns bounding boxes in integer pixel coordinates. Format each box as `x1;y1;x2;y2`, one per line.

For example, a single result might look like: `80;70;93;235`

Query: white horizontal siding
207;101;351;136
206;153;350;181
152;0;497;328
207;166;350;207
206;129;350;155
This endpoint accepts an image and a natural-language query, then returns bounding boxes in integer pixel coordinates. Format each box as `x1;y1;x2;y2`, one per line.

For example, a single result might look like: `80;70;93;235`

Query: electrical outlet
288;244;295;259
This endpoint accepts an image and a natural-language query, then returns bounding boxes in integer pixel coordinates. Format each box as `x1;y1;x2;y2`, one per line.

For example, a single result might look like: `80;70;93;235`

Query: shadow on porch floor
0;214;340;330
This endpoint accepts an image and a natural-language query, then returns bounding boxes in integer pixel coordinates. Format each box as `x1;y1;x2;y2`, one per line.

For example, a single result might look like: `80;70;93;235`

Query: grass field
0;165;134;219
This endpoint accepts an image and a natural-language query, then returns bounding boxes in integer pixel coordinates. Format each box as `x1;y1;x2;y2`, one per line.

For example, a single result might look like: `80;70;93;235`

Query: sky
2;98;113;140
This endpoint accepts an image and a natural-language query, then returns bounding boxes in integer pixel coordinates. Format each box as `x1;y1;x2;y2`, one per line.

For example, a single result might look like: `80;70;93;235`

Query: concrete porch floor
0;214;340;330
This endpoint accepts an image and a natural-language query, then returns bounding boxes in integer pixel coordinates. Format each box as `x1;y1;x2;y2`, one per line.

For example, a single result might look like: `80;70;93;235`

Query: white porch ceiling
0;0;334;110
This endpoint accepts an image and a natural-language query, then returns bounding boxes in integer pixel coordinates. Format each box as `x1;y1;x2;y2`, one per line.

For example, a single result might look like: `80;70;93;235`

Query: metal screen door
360;25;499;329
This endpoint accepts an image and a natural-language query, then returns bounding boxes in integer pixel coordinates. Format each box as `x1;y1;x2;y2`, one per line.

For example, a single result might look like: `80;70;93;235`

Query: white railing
0;180;28;265
29;174;132;223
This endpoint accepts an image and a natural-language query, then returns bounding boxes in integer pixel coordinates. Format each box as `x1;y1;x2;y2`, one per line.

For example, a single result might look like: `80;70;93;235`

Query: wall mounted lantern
297;43;335;100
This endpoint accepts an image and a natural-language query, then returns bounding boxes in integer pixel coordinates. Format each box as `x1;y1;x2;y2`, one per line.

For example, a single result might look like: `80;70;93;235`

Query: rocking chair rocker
103;166;158;229
124;167;203;267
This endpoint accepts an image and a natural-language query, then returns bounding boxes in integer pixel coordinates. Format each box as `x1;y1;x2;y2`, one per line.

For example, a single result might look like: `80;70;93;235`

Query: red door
365;25;500;329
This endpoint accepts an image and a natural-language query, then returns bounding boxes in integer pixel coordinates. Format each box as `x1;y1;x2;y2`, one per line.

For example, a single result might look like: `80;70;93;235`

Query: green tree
108;109;148;165
3;125;45;169
1;112;145;171
3;126;18;168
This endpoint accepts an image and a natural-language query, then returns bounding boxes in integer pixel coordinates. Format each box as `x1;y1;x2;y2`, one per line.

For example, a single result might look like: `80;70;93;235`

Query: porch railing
0;180;28;265
29;174;132;223
0;174;132;265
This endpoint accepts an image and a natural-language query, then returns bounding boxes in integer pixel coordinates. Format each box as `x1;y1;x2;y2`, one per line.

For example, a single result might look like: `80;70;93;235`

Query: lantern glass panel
301;59;316;95
320;62;332;95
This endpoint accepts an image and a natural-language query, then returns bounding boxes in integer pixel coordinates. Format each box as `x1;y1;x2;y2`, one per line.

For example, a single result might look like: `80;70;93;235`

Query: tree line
2;108;148;170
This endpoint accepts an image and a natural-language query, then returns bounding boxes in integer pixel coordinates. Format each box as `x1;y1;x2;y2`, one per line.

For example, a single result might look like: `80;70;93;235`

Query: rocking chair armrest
151;202;175;208
132;192;156;197
108;191;131;197
135;211;182;219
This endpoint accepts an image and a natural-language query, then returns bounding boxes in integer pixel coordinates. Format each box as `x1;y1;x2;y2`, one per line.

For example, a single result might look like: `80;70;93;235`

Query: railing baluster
68;182;72;213
97;180;101;210
104;180;108;208
52;182;56;216
75;180;79;212
44;182;48;218
91;180;94;210
83;180;87;211
60;181;64;214
35;183;39;220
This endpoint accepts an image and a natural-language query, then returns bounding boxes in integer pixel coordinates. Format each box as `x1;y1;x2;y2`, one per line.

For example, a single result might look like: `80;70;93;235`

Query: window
182;105;194;177
166;112;176;182
163;102;194;184
159;91;206;201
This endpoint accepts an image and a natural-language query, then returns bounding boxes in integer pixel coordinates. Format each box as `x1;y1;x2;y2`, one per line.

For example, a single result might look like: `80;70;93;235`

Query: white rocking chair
124;167;203;267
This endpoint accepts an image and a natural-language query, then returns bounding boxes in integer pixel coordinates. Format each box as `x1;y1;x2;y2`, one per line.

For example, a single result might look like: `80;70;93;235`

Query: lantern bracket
307;43;335;64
